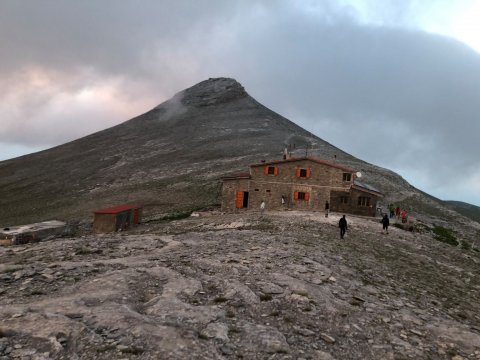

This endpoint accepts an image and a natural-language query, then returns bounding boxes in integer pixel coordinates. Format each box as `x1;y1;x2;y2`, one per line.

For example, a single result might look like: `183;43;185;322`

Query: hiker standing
325;201;330;218
339;215;347;239
401;209;407;223
395;206;401;219
260;200;266;213
382;214;390;234
389;204;395;218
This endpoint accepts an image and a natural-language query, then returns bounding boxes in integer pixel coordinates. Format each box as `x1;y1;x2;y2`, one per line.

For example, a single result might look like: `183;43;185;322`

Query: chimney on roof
283;147;290;160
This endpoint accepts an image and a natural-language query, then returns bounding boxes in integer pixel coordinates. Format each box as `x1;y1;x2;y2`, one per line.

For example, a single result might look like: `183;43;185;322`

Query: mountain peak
174;77;248;107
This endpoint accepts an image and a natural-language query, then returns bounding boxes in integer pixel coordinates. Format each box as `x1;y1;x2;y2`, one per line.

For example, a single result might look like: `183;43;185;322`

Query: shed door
235;191;249;209
133;209;139;224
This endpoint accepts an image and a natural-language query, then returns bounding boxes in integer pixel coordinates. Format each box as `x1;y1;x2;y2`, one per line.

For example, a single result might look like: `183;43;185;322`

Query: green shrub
259;293;272;301
460;240;472;251
161;211;192;221
213;296;228;303
432;226;458;247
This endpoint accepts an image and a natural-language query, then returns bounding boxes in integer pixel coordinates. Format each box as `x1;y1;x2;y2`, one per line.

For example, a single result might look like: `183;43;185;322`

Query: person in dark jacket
382;214;390;234
325;201;330;218
339;215;347;239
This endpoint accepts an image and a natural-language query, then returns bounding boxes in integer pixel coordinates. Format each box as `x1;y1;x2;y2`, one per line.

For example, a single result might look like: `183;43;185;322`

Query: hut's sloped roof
94;204;142;214
222;172;251;180
353;180;383;195
250;156;355;173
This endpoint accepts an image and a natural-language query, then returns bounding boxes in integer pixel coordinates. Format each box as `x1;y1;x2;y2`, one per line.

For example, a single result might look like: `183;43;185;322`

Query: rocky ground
1;210;479;360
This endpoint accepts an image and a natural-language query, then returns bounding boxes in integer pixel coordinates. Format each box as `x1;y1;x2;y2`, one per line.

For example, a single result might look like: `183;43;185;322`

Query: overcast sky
1;0;479;206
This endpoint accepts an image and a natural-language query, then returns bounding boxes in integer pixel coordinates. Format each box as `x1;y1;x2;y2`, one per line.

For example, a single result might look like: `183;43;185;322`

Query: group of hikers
339;204;409;239
388;204;408;223
260;197;409;239
339;212;395;239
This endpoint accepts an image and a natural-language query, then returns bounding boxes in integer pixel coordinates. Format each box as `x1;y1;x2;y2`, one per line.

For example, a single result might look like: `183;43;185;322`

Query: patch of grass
293;290;309;297
96;344;116;353
75;246;97;255
432;226;458;247
259;293;272;301
213;296;228;303
161;210;192;221
198;332;209;340
121;346;144;355
29;289;46;296
1;267;20;274
228;326;240;335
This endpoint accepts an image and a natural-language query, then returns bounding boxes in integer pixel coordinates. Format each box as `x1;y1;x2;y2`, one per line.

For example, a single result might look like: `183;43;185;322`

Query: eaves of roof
250;156;355;173
352;181;383;197
94;204;142;214
221;172;251;180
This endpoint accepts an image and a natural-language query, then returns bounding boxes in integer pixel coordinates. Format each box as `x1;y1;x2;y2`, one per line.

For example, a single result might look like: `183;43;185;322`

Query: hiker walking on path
339;215;347;239
260;200;266;214
395;206;401;219
325;201;330;218
382;214;390;234
401;209;407;223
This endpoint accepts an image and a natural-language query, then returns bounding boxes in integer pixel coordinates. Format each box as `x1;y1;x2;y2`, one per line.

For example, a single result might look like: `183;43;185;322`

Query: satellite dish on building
356;172;362;178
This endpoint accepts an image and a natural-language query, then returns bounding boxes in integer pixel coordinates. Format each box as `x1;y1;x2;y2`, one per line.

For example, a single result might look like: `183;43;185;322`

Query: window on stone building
296;168;311;178
340;196;349;204
343;173;352;181
358;196;370;207
265;166;278;176
294;191;310;201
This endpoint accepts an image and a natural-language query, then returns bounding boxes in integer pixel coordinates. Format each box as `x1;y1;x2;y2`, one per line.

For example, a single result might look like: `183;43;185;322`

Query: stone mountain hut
221;156;383;216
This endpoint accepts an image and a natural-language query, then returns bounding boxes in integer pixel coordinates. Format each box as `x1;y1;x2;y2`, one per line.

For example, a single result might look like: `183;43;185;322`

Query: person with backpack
339;215;347;239
381;214;390;234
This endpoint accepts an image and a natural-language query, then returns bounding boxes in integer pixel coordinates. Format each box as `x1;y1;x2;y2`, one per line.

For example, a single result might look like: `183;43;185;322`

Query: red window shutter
306;168;311;178
235;191;244;209
305;192;310;201
264;166;269;175
294;191;299;200
296;168;301;177
274;167;278;176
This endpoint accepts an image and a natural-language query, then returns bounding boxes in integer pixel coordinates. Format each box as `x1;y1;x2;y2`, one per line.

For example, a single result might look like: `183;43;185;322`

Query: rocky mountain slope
0;78;478;240
1;211;479;359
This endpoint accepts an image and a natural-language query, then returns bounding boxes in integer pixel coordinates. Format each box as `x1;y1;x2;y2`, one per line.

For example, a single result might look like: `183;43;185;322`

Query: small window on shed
343;173;352;181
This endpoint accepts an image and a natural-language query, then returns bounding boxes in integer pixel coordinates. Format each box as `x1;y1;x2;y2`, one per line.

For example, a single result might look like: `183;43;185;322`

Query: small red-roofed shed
93;204;142;233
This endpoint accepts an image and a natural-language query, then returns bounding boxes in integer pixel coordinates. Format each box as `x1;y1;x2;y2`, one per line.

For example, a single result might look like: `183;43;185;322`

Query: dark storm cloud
0;0;479;204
